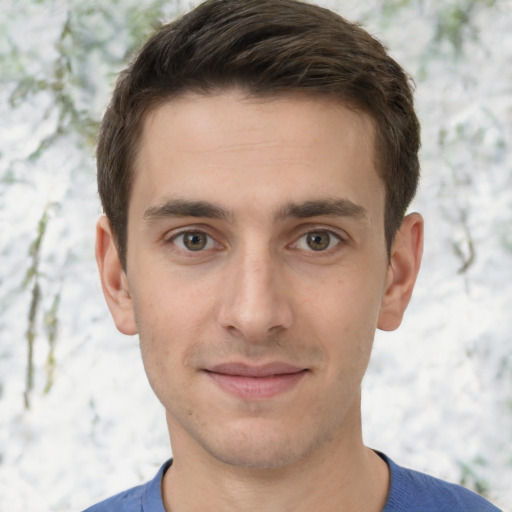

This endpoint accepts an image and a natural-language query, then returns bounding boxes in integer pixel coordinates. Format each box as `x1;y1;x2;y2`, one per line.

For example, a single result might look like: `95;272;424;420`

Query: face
98;90;420;471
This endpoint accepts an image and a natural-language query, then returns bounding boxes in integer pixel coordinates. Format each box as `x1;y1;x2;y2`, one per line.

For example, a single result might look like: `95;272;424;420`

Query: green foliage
1;0;179;403
452;209;476;274
43;292;61;395
24;281;41;409
497;220;512;253
433;0;497;55
458;456;491;497
434;4;472;52
380;0;412;20
3;0;176;166
23;206;52;408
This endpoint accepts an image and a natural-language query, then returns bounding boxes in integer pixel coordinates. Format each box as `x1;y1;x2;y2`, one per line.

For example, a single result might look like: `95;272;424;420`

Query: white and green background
1;1;511;510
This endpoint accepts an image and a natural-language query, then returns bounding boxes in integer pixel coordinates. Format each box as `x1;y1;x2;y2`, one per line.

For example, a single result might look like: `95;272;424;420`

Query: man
87;0;500;510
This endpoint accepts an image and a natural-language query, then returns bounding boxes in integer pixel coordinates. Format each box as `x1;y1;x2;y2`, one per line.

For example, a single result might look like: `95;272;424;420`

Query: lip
204;363;308;399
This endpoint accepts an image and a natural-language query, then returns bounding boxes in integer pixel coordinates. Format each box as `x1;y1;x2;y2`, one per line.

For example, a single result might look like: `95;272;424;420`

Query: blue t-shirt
83;454;501;511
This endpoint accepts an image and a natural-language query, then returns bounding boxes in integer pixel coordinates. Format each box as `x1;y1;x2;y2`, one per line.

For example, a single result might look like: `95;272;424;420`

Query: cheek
133;266;218;328
133;292;204;410
130;280;207;374
298;268;385;374
305;270;384;330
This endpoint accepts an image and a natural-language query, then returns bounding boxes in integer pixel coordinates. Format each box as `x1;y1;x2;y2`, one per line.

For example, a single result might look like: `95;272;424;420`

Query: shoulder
380;453;502;512
82;460;172;512
82;484;145;512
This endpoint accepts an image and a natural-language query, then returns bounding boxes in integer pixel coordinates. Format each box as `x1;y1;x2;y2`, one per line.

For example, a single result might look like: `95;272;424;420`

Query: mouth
203;362;308;400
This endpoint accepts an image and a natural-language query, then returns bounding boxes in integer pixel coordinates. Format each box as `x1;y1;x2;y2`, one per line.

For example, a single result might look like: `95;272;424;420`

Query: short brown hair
97;0;420;268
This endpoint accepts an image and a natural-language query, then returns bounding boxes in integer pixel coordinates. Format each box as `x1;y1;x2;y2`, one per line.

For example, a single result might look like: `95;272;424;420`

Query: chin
210;445;299;470
200;421;324;471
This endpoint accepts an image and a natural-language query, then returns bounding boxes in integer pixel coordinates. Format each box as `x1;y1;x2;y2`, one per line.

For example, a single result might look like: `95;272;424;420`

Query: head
95;0;423;474
97;0;420;269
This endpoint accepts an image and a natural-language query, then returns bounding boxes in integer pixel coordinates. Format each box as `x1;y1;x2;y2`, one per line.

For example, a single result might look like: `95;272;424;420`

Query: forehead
132;90;384;222
141;90;376;157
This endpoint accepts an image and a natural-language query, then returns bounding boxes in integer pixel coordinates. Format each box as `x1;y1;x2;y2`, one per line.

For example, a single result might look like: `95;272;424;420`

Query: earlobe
377;213;424;332
95;215;138;335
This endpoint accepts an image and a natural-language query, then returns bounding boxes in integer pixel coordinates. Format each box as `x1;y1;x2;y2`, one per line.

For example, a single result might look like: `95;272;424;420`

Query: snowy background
1;0;511;510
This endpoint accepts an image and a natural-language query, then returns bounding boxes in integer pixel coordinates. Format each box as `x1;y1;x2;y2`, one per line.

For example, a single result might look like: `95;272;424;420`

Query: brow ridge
276;198;368;220
143;199;231;222
142;197;367;223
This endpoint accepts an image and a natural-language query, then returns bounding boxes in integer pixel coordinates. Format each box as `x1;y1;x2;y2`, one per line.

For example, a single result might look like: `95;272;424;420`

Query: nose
217;243;293;343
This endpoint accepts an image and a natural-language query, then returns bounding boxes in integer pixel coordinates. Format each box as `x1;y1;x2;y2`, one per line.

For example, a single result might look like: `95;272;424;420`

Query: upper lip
206;362;307;378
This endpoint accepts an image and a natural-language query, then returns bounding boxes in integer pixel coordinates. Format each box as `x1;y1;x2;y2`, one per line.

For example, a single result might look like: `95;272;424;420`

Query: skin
96;90;423;511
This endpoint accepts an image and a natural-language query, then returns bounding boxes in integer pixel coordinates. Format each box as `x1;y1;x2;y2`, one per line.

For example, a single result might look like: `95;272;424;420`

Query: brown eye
306;231;332;251
181;232;209;251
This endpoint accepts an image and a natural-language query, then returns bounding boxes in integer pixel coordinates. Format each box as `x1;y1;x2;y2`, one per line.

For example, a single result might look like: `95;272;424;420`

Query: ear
378;213;423;331
95;215;138;335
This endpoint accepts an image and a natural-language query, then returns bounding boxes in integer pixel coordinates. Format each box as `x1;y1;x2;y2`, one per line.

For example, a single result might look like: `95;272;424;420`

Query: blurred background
1;0;511;510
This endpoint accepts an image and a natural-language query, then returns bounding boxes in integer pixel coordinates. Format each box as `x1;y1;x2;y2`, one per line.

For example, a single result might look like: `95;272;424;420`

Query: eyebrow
143;199;231;222
142;197;368;223
276;198;368;221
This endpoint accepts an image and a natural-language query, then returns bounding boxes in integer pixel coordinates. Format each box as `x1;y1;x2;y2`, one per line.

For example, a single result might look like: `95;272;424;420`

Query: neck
162;404;389;512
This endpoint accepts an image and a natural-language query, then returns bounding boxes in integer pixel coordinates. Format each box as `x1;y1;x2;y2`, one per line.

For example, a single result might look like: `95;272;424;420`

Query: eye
294;230;341;252
172;231;215;252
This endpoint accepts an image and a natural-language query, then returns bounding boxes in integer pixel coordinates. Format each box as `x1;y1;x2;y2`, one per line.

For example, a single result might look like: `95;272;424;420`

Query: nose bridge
218;237;291;340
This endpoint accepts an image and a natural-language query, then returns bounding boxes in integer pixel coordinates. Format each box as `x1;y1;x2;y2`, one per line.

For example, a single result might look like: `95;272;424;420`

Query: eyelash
291;229;343;253
165;229;219;253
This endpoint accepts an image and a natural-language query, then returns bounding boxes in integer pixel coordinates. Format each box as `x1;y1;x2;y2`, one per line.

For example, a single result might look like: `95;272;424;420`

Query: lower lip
206;370;307;400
